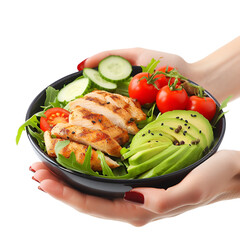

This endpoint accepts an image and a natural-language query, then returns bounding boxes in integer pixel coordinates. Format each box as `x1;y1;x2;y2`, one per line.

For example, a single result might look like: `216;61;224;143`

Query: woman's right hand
79;47;191;78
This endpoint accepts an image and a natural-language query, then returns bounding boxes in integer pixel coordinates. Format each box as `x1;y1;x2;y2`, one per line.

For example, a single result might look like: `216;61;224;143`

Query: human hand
78;48;191;78
78;38;240;102
30;150;240;226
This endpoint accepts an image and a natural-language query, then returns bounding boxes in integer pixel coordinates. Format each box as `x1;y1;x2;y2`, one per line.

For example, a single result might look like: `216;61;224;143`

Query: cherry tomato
156;85;188;113
154;66;181;89
40;107;70;132
186;96;216;121
128;72;159;105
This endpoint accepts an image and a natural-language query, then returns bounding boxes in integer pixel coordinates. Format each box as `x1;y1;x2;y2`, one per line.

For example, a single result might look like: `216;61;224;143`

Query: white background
1;0;240;239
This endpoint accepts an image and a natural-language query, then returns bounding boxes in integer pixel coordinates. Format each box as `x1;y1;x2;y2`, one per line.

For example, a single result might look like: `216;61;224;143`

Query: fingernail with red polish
32;176;40;183
38;186;45;192
29;166;36;173
77;58;88;71
124;191;144;204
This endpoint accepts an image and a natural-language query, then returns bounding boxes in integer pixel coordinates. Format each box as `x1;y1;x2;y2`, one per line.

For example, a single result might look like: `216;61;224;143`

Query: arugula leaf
16;115;43;145
137;104;157;129
55;140;70;155
81;145;95;173
219;95;232;111
141;58;160;74
55;142;99;176
97;150;114;177
41;86;68;111
114;77;131;97
212;95;232;127
44;86;59;106
27;126;45;150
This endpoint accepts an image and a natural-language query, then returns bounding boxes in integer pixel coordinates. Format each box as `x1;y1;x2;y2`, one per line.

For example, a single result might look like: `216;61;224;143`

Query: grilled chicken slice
69;93;141;134
69;106;129;146
86;90;146;122
51;123;122;157
44;131;119;171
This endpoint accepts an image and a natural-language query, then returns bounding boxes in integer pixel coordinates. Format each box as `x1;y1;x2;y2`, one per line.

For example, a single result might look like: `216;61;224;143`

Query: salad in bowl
17;56;226;198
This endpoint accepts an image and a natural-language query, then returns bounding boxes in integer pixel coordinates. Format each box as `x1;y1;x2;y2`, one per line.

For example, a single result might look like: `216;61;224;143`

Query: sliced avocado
157;118;208;151
130;130;174;149
122;140;171;159
162;145;203;175
127;145;177;177
129;143;171;165
144;123;199;149
138;144;190;179
161;110;214;148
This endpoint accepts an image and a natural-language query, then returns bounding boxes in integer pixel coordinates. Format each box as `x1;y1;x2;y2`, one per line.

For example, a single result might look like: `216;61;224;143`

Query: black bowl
26;66;226;199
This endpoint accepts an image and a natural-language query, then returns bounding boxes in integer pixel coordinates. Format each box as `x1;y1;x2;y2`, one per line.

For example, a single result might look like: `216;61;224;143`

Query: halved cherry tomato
40;107;70;132
156;84;188;113
128;72;159;105
186;96;216;121
154;66;181;89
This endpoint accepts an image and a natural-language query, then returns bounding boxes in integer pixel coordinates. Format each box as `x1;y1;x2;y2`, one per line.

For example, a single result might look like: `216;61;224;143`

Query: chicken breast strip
86;90;146;122
69;95;139;134
51;123;122;157
44;131;119;171
69;106;129;146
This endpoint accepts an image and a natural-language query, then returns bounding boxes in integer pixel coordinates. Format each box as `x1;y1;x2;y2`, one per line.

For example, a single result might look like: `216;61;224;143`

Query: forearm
188;36;240;102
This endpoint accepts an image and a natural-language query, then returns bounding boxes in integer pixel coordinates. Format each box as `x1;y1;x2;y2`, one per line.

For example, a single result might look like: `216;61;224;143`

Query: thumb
83;48;141;68
124;182;203;214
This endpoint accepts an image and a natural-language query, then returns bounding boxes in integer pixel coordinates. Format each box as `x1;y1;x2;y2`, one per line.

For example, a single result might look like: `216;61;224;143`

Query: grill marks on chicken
51;123;122;157
45;90;146;171
44;131;119;171
69;106;129;145
69;90;146;134
86;90;146;122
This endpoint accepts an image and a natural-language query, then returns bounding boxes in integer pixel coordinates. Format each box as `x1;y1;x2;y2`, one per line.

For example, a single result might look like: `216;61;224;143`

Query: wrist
188;37;240;102
227;150;240;199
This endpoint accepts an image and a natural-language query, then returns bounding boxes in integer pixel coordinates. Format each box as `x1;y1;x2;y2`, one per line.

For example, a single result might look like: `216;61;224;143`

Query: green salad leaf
44;86;59;106
97;150;114;177
55;142;100;176
212;95;232;127
114;77;131;97
55;141;131;179
16;115;43;145
42;86;68;111
141;58;161;74
137;103;157;129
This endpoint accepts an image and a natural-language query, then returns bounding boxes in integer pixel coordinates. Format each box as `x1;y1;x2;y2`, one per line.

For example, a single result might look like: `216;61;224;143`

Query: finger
84;48;143;68
33;169;62;183
30;162;49;172
126;151;237;214
126;173;206;215
39;179;155;226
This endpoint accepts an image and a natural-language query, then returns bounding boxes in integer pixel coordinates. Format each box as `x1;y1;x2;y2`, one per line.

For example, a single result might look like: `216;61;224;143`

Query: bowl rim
26;67;226;184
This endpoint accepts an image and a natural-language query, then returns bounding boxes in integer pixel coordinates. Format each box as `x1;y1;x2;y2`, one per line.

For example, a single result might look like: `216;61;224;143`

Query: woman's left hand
30;150;240;227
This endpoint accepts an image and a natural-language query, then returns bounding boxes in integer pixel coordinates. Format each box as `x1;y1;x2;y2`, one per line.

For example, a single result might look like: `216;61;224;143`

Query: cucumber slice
98;55;132;82
57;77;91;102
83;68;117;90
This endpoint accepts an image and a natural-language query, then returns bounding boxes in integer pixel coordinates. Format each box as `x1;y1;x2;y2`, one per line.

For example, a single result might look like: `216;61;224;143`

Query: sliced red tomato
156;84;188;113
154;66;181;89
186;96;216;121
128;72;159;105
40;107;70;132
